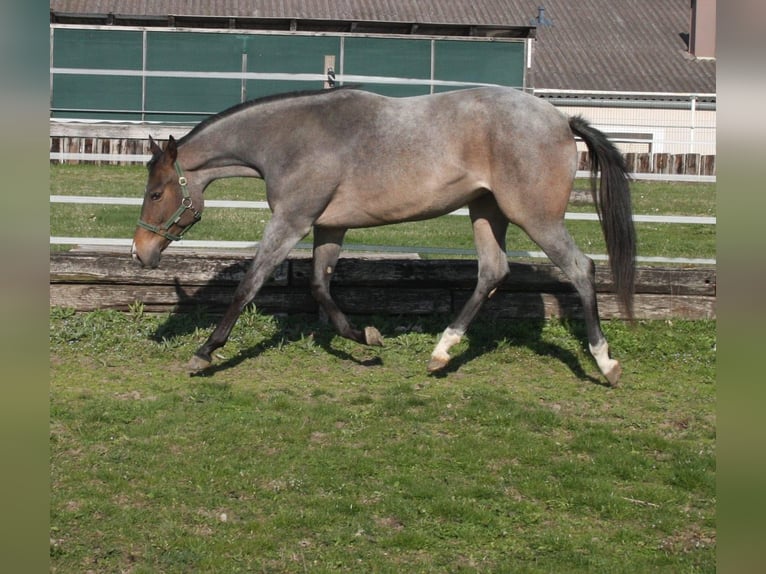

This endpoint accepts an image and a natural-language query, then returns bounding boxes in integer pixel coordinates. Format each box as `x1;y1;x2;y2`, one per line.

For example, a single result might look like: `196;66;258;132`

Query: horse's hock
50;249;716;320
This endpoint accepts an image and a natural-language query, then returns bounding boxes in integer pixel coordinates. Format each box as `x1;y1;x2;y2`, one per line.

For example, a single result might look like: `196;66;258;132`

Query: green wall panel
245;35;341;99
434;40;524;92
245;80;324;101
343;37;431;97
53;28;142;69
147;31;243;72
247;35;340;74
50;27;525;120
51;75;142;120
145;78;242;122
51;28;143;119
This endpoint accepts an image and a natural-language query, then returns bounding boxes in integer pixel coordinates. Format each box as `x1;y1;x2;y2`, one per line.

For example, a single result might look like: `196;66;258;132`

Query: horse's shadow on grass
431;314;602;385
149;279;601;384
402;289;603;385
190;318;385;377
148;276;383;375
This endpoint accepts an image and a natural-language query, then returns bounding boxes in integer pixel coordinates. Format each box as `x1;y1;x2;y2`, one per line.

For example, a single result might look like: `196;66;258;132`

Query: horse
132;86;635;386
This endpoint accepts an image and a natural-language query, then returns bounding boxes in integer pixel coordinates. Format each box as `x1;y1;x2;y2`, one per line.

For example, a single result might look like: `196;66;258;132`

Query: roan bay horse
132;86;635;385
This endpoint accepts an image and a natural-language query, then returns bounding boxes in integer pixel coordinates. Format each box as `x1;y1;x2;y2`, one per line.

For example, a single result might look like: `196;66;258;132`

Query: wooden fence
49;122;716;176
50;249;716;320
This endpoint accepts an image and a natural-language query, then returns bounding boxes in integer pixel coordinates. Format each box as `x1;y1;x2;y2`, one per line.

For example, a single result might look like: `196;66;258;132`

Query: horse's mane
177;85;359;145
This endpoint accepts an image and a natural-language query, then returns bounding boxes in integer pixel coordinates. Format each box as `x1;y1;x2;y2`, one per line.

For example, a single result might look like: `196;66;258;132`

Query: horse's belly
315;178;487;228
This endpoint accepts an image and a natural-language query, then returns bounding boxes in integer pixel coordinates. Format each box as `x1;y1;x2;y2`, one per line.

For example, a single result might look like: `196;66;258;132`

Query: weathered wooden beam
455;291;715;320
49;250;716;319
51;250;717;294
50;250;289;286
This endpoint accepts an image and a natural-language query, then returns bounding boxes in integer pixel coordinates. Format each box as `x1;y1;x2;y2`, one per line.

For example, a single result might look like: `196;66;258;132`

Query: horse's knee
310;264;335;299
497;263;510;285
479;260;509;294
572;253;596;285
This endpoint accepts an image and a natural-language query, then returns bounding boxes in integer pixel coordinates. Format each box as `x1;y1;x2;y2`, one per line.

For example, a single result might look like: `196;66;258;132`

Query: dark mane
177;86;359;145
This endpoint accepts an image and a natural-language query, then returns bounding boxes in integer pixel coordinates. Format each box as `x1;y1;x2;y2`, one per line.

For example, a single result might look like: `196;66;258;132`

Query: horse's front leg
311;226;383;346
186;261;270;372
187;216;310;373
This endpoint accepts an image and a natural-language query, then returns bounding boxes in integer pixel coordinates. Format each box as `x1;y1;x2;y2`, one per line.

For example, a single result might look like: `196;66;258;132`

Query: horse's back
323;85;564;126
309;86;575;228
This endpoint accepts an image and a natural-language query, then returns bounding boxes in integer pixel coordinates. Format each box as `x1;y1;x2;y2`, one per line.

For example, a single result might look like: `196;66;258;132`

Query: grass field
50;164;716;261
50;306;716;573
50;163;716;571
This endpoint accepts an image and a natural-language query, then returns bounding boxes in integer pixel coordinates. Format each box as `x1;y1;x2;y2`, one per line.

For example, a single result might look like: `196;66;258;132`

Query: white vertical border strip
141;30;147;122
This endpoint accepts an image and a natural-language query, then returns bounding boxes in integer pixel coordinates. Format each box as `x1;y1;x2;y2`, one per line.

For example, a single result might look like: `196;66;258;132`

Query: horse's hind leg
428;195;509;372
311;226;383;346
525;220;621;386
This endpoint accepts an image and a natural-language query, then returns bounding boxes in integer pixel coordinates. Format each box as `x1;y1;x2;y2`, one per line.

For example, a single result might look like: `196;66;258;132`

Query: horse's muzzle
131;236;164;269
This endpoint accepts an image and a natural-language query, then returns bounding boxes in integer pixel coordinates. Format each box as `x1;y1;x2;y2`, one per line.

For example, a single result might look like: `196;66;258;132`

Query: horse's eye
149;190;162;201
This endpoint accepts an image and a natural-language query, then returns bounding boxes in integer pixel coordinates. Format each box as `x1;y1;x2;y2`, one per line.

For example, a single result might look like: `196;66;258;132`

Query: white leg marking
589;340;619;377
431;327;464;364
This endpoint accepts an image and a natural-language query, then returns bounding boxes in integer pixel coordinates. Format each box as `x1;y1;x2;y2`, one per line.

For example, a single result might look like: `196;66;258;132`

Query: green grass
50;307;716;573
50;164;716;261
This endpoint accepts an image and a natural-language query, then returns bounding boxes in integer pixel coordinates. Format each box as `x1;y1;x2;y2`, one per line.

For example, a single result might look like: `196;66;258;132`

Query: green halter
137;161;201;241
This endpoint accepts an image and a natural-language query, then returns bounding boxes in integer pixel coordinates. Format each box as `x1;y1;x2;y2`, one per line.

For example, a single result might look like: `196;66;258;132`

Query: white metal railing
536;89;716;157
49;195;717;265
49;195;716;225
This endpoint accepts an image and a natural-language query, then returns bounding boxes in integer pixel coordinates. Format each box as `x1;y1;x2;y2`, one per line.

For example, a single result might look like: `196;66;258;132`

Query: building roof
49;0;534;28
528;0;715;94
50;0;716;94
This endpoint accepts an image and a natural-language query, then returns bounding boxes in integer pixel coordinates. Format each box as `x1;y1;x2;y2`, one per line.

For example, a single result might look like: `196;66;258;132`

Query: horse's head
131;135;204;268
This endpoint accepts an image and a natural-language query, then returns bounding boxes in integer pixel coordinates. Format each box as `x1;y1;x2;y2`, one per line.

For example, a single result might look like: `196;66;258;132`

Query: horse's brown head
131;135;203;268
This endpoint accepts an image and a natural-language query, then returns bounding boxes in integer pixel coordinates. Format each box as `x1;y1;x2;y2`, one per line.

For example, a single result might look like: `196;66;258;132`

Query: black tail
569;116;636;319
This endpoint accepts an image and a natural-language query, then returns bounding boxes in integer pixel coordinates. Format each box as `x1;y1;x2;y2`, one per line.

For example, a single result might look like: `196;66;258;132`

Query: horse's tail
568;115;636;319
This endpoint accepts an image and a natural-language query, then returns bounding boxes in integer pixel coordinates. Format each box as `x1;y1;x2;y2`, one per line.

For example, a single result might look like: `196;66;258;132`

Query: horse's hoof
604;361;622;387
427;354;449;373
187;354;212;374
364;326;384;346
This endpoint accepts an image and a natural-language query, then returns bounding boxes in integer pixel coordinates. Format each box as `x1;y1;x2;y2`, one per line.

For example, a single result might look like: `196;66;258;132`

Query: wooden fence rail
50;249;716;320
49;121;716;176
49;135;716;177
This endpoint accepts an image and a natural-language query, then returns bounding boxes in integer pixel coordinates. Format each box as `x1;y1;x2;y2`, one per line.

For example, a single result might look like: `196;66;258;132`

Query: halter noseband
137;161;201;242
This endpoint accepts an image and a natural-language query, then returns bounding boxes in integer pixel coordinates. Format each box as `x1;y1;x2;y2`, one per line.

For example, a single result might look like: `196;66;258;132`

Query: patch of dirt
375;515;405;531
660;525;716;553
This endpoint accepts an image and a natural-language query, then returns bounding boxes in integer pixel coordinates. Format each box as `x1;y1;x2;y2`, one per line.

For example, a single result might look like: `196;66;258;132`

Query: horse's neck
180;98;315;183
179;121;263;183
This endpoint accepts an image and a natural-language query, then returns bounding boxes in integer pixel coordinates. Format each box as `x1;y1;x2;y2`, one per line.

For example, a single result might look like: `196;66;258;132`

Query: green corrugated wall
51;27;526;122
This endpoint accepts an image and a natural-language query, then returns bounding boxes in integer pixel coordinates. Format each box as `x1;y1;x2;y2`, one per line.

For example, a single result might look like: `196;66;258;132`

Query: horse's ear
166;135;178;162
149;135;163;157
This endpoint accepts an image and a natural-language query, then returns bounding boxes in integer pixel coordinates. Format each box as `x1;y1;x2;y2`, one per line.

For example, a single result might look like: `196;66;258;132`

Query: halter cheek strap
137;161;202;241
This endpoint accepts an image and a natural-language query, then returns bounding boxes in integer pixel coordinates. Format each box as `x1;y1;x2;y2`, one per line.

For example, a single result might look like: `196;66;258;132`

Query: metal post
689;95;697;155
141;30;147;122
324;55;336;88
430;39;436;94
241;52;248;102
